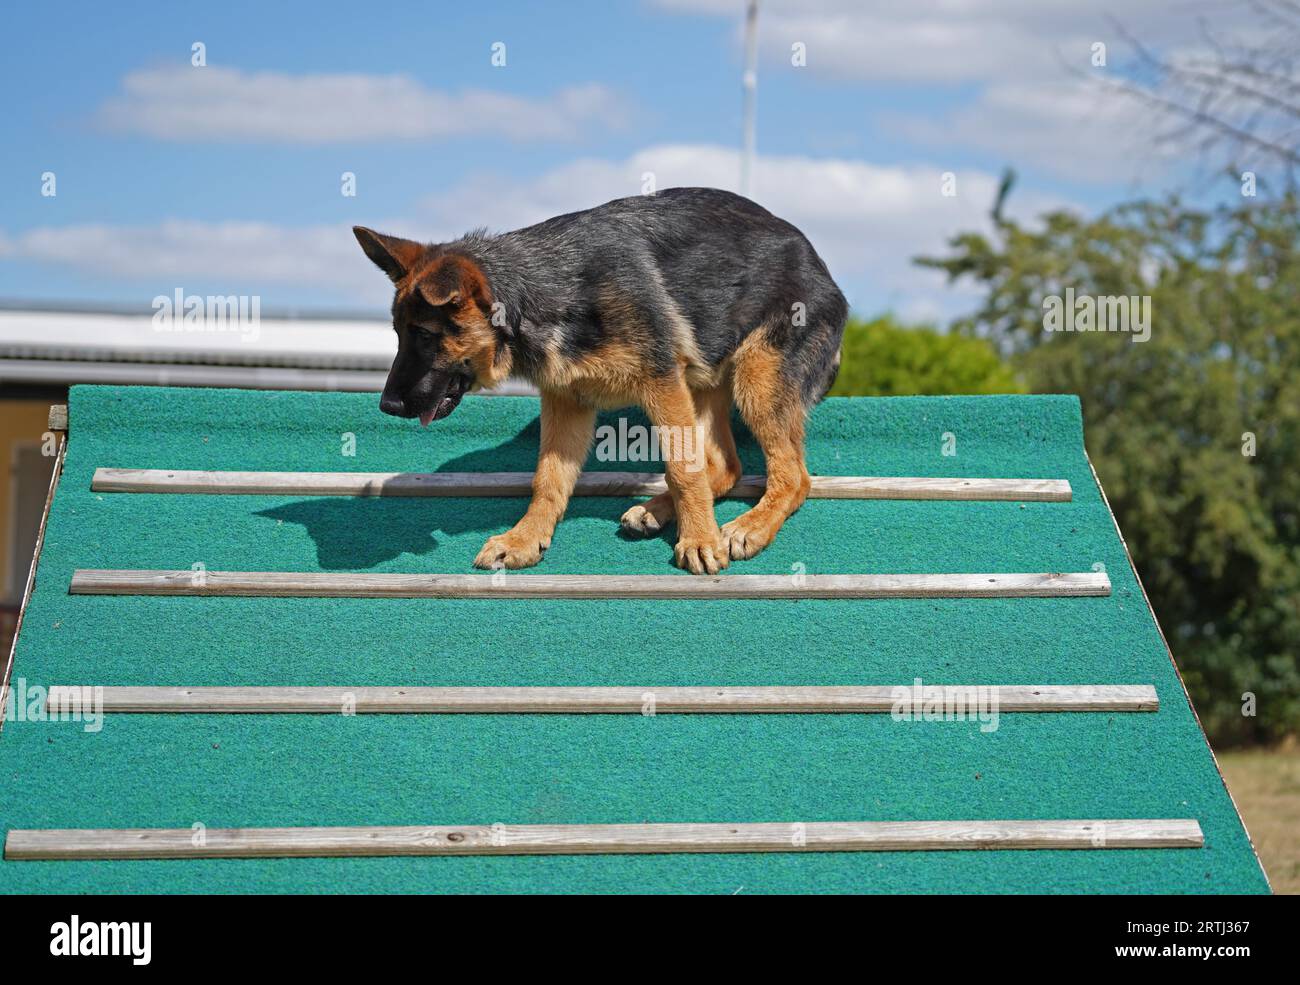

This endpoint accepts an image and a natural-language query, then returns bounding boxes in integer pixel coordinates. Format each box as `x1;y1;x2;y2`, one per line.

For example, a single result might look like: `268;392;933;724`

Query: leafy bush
828;315;1023;397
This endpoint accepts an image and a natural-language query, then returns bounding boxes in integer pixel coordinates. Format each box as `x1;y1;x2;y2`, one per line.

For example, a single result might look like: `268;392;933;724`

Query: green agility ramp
0;385;1269;892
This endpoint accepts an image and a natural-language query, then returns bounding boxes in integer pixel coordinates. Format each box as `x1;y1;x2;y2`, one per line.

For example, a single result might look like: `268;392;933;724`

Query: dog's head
354;226;504;425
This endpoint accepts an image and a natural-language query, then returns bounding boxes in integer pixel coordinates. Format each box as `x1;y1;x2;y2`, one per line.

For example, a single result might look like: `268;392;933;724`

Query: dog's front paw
474;530;549;570
672;532;729;575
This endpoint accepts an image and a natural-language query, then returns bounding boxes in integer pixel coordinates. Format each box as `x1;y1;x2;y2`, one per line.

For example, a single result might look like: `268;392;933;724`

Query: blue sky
0;0;1243;322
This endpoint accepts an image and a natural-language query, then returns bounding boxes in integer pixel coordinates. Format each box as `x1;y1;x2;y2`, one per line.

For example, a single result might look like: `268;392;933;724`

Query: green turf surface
0;385;1268;893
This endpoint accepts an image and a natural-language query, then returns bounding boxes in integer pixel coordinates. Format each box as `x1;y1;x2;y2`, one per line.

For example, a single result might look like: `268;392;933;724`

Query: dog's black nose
379;393;405;417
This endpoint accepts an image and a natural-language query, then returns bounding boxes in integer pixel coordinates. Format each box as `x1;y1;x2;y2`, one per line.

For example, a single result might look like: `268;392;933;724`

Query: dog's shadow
256;414;715;570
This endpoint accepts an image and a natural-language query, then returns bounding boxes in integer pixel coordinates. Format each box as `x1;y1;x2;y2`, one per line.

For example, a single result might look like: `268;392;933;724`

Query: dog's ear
416;255;492;315
353;227;425;283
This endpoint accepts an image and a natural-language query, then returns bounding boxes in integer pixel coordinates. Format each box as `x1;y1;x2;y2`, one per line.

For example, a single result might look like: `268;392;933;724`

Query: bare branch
1083;66;1300;167
1066;10;1300;180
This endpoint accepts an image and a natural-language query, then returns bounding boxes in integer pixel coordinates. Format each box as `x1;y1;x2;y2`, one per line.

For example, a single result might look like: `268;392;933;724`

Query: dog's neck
443;230;556;385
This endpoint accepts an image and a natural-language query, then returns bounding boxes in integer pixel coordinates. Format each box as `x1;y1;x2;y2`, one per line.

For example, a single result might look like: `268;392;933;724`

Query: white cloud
1;145;1072;318
889;80;1172;184
656;0;1153;83
97;65;627;143
654;0;1233;183
419;143;1068;314
0;220;393;302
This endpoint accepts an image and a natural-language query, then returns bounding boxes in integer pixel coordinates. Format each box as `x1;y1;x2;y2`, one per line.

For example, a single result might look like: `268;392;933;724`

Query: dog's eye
413;324;440;340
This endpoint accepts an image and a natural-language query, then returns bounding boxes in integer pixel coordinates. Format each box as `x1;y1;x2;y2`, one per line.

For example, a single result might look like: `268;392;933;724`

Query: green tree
920;191;1300;745
829;314;1023;397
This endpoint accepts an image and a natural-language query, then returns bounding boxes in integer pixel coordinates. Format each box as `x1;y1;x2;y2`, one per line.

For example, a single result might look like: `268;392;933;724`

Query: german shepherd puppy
354;187;847;574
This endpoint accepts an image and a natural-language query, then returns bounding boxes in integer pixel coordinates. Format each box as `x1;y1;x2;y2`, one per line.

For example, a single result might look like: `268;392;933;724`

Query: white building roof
0;305;534;393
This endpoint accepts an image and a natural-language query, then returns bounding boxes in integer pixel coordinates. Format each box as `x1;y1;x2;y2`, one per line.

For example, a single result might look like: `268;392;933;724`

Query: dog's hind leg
722;330;812;561
620;383;742;538
638;372;729;574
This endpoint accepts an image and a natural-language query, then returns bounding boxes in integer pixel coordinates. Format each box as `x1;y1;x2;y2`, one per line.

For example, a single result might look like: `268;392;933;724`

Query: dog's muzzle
380;370;472;426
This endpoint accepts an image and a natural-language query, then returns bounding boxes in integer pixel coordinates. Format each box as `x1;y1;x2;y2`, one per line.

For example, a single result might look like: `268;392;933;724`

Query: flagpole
740;0;759;197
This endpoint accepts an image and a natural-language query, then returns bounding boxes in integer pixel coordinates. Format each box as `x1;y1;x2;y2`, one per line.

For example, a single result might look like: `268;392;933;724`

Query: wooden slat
91;468;1072;502
50;684;1158;714
68;570;1112;599
4;818;1203;860
48;404;68;431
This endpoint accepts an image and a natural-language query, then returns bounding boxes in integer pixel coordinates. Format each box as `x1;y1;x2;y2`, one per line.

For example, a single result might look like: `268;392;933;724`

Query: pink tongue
419;409;435;427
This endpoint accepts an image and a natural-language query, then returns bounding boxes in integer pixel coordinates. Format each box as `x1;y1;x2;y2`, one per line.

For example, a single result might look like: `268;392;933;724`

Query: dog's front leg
474;389;596;570
642;374;728;575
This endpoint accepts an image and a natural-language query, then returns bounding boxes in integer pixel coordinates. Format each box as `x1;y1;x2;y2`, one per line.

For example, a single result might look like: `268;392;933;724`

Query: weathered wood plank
91;468;1072;502
47;404;68;432
68;570;1112;599
4;818;1203;860
50;683;1158;714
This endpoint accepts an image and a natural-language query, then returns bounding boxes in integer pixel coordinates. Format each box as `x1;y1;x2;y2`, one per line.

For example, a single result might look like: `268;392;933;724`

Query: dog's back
468;187;848;407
